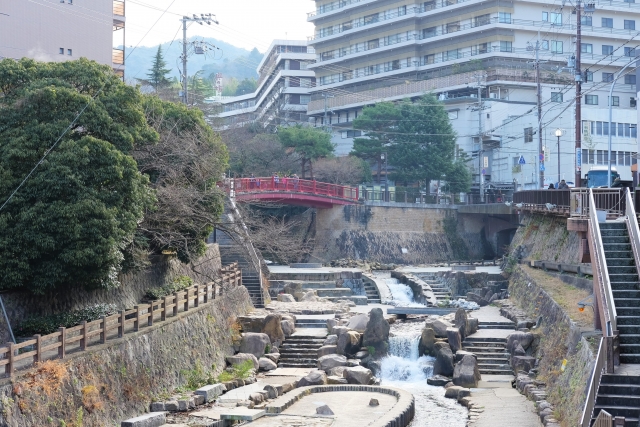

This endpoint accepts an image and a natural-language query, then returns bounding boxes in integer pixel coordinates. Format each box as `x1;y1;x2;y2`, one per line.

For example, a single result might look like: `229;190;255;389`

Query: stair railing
587;189;617;354
625;187;640;281
580;337;607;427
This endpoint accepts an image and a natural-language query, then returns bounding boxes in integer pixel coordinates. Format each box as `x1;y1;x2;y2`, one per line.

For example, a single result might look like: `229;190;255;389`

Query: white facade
305;0;639;187
0;0;125;76
214;40;316;130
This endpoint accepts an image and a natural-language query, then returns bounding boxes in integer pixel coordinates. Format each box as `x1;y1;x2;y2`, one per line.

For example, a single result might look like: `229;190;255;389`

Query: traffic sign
540;164;546;172
482;168;486;175
539;153;544;162
518;156;526;165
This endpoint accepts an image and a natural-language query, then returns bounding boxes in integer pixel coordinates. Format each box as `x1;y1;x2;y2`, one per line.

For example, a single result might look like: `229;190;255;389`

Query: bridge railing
512;188;625;216
231;177;358;201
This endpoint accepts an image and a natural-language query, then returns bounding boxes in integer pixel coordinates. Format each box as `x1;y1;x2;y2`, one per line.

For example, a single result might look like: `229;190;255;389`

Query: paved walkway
469;305;511;323
398;266;503;275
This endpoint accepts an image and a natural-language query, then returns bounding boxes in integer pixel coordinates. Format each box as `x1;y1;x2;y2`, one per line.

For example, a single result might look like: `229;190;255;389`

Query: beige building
0;0;126;77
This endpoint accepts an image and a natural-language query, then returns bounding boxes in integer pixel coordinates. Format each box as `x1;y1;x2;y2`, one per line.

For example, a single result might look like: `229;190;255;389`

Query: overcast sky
126;0;315;53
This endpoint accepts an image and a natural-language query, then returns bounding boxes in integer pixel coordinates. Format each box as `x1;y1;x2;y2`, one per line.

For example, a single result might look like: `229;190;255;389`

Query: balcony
112;48;124;65
113;0;125;16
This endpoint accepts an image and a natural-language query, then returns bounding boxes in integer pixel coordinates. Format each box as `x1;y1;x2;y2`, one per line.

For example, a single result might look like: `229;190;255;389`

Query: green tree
235;78;257;95
351;102;401;184
188;70;215;105
222;77;239;96
0;58;157;294
277;125;335;178
146;46;172;91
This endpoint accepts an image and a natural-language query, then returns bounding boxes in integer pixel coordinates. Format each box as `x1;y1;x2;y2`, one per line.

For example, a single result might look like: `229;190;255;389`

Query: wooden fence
0;263;242;378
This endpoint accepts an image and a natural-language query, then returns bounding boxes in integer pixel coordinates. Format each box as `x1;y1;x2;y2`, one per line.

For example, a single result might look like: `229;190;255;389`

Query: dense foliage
145;46;172;91
277;125;335;178
16;304;119;337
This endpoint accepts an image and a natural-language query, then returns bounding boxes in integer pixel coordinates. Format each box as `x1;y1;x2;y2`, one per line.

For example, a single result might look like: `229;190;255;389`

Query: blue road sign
540;164;546;172
518;156;526;165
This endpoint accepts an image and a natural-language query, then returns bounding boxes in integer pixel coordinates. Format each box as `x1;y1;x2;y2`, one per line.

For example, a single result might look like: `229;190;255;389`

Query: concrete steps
593;374;640;426
463;337;513;375
478;321;515;330
364;280;381;304
294;318;328;329
278;334;326;368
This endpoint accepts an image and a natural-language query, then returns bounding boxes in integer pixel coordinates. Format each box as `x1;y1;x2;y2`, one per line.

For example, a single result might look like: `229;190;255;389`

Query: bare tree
313;156;370;185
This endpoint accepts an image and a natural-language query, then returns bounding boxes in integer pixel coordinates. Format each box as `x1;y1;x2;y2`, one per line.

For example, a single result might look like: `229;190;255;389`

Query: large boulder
239;333;271;358
326;319;338;334
427;375;451;386
418;326;437;357
277;293;296;302
324;335;338;346
425;318;453;338
297;370;327;387
318;354;347;371
454;309;469;339
433;342;455;377
343;366;373;385
332;326;349;337
444;385;465;399
258;357;278;371
337;331;362;356
467;317;479;336
327;366;347;377
317;345;338;357
446;327;462;353
362;308;390;358
226;353;259;370
507;332;534;354
237;315;266;333
300;290;319;301
452;354;481;388
347;314;369;333
262;314;285;347
283;282;304;300
281;319;295;337
512;356;536;373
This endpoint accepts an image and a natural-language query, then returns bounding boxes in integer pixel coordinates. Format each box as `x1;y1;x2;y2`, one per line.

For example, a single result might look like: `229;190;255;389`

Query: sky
126;0;315;53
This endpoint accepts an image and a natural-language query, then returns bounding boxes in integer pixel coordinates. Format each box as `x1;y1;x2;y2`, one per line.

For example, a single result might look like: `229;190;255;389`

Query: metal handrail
580;337;606;427
625;187;640;279
588;189;618;334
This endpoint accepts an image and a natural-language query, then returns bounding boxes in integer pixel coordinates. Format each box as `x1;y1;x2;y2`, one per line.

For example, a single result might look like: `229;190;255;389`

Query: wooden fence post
58;327;66;359
194;285;200;307
101;316;107;344
162;296;168;321
80;321;87;351
184;289;189;312
148;302;154;327
34;334;42;364
119;310;125;337
6;342;14;377
173;292;179;316
134;306;141;332
203;283;209;304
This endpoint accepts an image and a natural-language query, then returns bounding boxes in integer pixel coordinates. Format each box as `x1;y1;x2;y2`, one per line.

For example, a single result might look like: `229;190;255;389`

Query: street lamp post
608;58;638;187
381;152;389;201
555;128;563;185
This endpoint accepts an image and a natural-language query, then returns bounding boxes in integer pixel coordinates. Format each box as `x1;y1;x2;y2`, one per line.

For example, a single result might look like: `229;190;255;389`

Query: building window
551;92;563;102
67;49;72;56
602;72;614;82
498;12;511;23
581;16;592;26
625;74;636;84
300;95;311;105
610;96;620;106
551;40;563;53
602;45;614;55
585;70;594;81
632;97;637;107
625;19;636;30
475;14;491;26
625;47;636;57
585;94;598;105
541;40;549;50
424;54;435;64
542;12;548;21
602;17;613;28
581;43;593;53
550;12;562;25
59;47;64;54
500;41;512;52
524;127;533;143
423;27;437;38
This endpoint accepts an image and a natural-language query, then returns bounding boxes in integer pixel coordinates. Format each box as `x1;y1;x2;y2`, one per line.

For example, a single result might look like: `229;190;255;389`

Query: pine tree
146;46;171;91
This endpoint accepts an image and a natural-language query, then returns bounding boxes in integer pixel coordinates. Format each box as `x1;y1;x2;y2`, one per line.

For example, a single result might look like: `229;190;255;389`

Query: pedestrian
548;183;555;189
293;174;300;191
273;173;279;190
282;174;288;190
249;173;256;190
557;179;569;189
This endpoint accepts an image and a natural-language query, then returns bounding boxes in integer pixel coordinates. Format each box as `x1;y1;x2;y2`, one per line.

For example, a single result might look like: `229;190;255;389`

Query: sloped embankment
509;213;581;264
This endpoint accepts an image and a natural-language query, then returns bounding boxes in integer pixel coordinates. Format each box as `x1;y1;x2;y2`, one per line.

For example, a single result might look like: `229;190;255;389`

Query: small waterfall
384;277;425;307
380;323;434;383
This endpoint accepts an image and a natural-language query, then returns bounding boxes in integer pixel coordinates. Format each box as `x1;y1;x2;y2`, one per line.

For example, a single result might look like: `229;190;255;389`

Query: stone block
316;404;335;416
277;293;295;302
327;375;348;384
263;384;278;399
121;412;166;427
219;408;266;421
164;400;178;411
177;399;191;411
149;402;164;412
195;384;227;403
317;345;338;357
258;357;277;371
193;395;205;406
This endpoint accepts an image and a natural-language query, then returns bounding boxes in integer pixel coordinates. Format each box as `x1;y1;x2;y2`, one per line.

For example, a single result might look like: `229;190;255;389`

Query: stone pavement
398;266;503;275
469;305;512;323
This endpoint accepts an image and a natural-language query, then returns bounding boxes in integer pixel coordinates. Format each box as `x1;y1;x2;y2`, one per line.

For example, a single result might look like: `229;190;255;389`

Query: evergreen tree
278;125;335;178
146;46;171;91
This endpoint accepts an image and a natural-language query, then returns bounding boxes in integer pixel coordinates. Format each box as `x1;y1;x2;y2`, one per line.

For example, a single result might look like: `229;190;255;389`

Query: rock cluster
514;374;560;427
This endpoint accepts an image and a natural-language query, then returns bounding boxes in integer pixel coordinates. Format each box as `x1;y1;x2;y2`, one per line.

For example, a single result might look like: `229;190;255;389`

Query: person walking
249;173;256;190
273;173;280;190
557;179;569;189
548;183;555;189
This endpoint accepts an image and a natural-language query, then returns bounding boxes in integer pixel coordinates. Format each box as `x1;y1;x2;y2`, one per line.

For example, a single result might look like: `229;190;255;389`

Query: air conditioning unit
490;93;498;99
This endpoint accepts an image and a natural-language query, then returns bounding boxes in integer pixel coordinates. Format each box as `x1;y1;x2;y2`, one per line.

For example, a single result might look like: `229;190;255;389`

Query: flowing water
380;273;426;307
374;272;467;427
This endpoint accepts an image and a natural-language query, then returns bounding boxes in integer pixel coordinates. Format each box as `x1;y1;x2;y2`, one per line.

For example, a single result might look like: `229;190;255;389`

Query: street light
555;128;563;185
608;58;638;187
380;152;388;202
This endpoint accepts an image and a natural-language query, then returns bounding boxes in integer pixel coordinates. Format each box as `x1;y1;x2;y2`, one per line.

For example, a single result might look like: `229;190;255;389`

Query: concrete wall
0;286;253;427
312;203;487;263
509;213;581;264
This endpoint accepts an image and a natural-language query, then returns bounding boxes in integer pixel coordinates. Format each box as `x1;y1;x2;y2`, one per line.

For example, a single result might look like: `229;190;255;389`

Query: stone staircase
364;280;381;304
417;273;452;305
478;320;516;330
602;222;640;364
294;317;329;329
279;318;328;368
593;374;640;427
463;336;513;375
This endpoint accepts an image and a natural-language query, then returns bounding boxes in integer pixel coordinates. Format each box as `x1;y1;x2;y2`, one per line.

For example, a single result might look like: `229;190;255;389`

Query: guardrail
580;338;607;427
1;263;241;378
230;177;359;202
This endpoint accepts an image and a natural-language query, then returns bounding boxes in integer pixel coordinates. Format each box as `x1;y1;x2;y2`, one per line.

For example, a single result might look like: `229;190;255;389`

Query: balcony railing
113;0;124;16
112;48;124;65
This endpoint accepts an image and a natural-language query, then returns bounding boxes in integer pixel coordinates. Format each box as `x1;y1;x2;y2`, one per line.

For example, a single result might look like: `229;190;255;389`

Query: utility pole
473;73;487;202
322;93;334;131
529;39;544;188
575;2;582;187
181;14;218;105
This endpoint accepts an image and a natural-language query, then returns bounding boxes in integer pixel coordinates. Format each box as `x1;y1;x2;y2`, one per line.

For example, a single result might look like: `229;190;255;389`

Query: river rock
262;314;285;347
337;330;361;356
281;318;295;337
300;290;319;301
507;332;534;353
318;354;347;371
327;366;347;377
427;375;451;387
446;327;462;353
512;356;536;373
347;359;361;367
418;326;437;357
277;293;296;303
327;319;338;333
226;353;259;370
355;350;369;359
327;375;348;384
324;335;338;346
467;317;479;336
347;314;369;333
513;343;526;356
318;345;338;357
444;385;464;399
362;308;390;358
258;357;277;371
239;333;271;358
264;353;280;363
283;282;304;300
433;342;454;377
316;404;334;416
454;308;469;339
453;354;481;388
425;318;452;338
455;350;475;363
332;326;350;337
298;370;327;387
343;366;373;385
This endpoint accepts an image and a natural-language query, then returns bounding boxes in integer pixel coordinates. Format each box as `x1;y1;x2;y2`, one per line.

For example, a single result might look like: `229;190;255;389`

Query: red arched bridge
226;177;359;208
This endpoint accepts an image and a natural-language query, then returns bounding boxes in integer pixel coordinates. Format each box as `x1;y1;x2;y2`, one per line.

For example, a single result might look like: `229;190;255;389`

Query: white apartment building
214;40;316;129
0;0;126;77
305;0;639;188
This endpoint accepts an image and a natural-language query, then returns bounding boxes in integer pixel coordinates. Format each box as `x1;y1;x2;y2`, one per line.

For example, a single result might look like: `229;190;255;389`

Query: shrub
216;359;255;383
179;360;217;391
16;304;118;337
145;275;194;300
